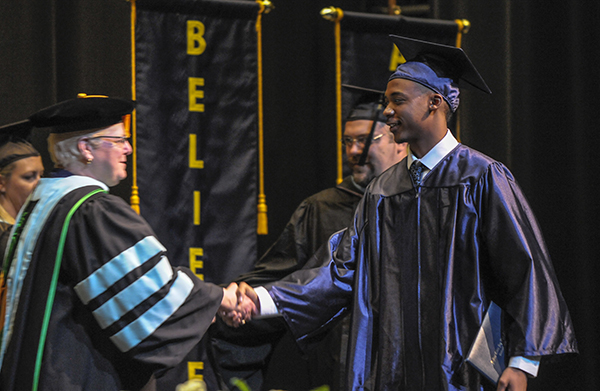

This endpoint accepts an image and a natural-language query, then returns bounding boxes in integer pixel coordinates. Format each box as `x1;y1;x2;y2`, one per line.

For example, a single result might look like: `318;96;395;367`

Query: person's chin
117;173;127;183
353;172;374;188
108;172;127;187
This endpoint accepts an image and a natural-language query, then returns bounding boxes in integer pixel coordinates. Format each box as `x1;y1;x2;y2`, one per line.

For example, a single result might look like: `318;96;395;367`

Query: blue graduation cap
388;35;491;112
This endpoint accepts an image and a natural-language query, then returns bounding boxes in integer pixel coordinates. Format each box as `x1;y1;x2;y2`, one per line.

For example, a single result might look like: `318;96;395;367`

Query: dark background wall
1;0;597;389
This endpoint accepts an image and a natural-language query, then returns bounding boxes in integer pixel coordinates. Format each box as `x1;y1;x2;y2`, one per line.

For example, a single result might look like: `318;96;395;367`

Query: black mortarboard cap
0;119;40;169
342;84;388;166
0;120;34;144
343;84;387;123
388;35;491;112
29;94;135;134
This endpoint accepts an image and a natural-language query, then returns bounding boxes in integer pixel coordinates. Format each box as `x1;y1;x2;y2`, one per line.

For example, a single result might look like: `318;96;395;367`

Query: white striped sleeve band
110;270;194;352
74;236;167;305
92;256;173;329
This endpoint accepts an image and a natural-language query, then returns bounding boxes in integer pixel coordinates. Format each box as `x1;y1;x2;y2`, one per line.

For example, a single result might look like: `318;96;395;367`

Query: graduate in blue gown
240;36;578;391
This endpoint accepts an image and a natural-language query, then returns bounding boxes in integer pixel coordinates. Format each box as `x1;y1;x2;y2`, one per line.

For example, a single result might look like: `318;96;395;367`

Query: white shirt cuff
508;356;540;377
254;286;280;317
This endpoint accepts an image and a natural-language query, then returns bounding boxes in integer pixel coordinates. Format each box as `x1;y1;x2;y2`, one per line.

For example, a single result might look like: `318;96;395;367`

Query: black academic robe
0;176;223;391
211;176;363;391
266;144;578;390
237;175;364;285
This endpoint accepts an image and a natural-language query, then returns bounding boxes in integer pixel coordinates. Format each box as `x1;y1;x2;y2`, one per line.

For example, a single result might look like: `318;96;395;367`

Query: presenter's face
85;123;132;187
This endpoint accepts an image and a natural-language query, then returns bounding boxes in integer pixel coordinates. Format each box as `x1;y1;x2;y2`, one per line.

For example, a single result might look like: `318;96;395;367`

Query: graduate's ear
77;138;94;163
428;94;443;111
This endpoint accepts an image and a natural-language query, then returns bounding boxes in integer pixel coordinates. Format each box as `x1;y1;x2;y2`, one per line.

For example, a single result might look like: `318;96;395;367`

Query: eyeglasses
86;136;129;147
341;133;383;148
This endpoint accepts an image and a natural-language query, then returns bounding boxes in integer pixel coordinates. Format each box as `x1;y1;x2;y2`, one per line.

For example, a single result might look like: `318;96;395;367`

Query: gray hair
47;127;110;169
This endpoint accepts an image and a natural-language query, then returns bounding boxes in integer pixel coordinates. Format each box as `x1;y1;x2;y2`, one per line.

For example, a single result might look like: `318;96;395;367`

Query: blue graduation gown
266;144;578;390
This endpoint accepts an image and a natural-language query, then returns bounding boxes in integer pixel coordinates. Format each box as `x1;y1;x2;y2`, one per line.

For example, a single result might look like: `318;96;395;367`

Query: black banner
135;0;261;388
340;12;460;117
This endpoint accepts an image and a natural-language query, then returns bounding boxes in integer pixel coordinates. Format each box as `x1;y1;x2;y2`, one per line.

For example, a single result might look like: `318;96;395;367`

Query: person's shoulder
59;187;141;221
379;159;405;180
306;186;342;200
82;192;138;213
0;220;12;233
452;144;498;166
368;160;409;196
33;176;107;206
71;191;157;242
444;144;513;183
303;178;362;204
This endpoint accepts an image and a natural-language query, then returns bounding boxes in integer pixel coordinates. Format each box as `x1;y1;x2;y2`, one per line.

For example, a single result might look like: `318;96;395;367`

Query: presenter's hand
218;282;243;326
220;282;239;311
218;282;259;327
237;282;260;317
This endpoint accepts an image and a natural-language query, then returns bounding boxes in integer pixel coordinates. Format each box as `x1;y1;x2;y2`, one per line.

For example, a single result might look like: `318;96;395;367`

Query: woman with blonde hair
0;120;43;254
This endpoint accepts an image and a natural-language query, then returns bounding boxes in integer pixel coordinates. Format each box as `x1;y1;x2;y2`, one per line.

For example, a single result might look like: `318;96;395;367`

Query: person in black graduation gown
236;36;578;391
0;95;246;391
238;86;407;285
211;92;406;391
0;120;44;256
0;119;44;346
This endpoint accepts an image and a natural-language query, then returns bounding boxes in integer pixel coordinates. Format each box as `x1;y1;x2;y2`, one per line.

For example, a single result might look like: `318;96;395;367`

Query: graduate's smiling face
383;78;434;145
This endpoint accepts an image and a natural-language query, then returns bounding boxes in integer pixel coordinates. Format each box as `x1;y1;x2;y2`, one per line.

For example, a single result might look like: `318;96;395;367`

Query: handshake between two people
218;282;260;327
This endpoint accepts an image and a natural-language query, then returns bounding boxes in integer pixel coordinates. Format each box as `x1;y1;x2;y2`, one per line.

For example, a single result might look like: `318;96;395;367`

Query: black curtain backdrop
1;0;598;390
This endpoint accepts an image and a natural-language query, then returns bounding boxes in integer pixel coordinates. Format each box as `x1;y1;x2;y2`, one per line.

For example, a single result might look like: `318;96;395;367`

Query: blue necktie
409;161;424;186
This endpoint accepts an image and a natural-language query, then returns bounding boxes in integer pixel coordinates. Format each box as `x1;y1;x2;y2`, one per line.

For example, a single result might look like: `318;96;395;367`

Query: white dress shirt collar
407;130;459;173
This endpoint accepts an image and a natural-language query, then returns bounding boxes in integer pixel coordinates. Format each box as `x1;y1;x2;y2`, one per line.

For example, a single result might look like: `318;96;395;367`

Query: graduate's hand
496;367;528;391
218;282;258;327
237;282;260;318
